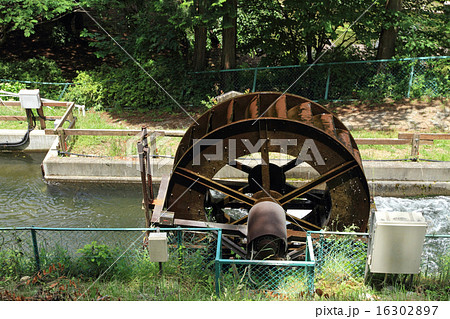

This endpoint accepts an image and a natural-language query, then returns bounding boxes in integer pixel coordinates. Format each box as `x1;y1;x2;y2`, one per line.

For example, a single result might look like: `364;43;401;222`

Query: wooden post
410;133;420;161
25;109;35;129
58;129;66;153
36;106;46;130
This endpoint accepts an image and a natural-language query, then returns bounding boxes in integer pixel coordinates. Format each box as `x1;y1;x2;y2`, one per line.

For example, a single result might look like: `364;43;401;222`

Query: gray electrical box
367;211;427;274
19;89;42;109
147;232;169;262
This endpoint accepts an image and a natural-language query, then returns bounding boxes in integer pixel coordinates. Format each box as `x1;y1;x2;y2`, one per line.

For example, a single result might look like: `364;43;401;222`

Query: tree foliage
0;0;74;44
0;0;448;108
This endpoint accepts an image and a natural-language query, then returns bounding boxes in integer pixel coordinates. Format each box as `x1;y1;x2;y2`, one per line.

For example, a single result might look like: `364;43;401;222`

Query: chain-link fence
186;56;449;104
1;56;448;107
0;79;73;101
313;232;368;285
0;227;448;298
214;232;316;297
0;227;217;281
310;231;450;291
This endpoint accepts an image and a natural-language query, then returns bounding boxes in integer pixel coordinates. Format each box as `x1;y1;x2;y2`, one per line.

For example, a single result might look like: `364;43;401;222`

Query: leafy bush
64;56;187;110
0;81;27;95
63;71;104;110
76;241;118;278
0;57;67;99
0;249;35;279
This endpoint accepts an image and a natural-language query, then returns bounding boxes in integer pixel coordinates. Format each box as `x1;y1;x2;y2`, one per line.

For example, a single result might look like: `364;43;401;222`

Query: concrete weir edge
40;141;450;197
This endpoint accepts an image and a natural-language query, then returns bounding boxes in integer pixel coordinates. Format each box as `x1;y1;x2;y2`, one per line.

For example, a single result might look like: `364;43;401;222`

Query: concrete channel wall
41;141;450;197
1;129;448;196
0;129;57;152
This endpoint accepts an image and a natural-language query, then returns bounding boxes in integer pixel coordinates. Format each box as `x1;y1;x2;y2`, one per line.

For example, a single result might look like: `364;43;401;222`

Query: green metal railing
214;229;316;296
1;56;448;107
187;56;449;102
0;78;74;100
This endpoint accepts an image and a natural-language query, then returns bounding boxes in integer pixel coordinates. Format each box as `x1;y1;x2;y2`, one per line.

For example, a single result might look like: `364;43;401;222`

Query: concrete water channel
0;152;144;228
0;151;449;235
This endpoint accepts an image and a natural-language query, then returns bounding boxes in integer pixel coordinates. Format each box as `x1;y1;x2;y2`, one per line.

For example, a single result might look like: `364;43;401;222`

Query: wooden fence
1;100;448;159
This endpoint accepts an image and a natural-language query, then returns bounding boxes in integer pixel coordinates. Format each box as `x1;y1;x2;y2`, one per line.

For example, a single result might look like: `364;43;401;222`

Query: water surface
0;152;144;228
0;152;448;234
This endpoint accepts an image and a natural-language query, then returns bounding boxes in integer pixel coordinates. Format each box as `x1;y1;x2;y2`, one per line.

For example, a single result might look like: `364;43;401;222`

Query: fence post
58;83;70;101
177;227;183;266
30;226;41;271
410;133;420;161
306;232;315;294
407;63;415;98
252;68;258;92
214;229;223;297
324;67;331;100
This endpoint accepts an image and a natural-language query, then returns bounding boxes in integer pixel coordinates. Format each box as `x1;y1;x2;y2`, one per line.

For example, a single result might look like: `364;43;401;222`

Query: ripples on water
0;152;145;228
1;153;449;234
374;196;450;234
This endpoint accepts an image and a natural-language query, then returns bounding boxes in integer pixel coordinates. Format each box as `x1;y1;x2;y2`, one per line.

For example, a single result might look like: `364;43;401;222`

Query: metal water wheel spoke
278;160;359;206
174;167;256;207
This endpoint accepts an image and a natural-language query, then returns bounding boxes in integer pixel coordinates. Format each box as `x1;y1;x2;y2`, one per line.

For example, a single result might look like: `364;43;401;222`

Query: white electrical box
147;232;169;262
368;211;427;274
19;89;41;109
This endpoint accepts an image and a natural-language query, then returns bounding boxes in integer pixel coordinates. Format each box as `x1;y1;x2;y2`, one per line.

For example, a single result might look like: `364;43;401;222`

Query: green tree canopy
0;0;75;44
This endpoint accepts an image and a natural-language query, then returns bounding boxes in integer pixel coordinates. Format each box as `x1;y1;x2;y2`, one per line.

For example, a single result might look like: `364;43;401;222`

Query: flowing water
374;196;450;235
0;152;144;228
0;152;449;234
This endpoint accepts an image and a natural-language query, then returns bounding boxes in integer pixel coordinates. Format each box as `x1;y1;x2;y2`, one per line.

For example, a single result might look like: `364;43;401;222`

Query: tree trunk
376;0;403;59
193;0;207;71
221;0;237;70
306;45;313;64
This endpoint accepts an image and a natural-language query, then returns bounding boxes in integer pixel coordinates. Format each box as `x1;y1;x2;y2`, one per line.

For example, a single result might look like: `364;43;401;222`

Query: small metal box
368;211;427;274
19;89;42;109
160;212;175;225
147;232;169;262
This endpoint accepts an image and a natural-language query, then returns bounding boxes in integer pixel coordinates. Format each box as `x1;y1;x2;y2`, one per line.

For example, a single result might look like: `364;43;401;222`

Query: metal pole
30;226;41;271
407;63;415;98
324;67;331;100
215;229;223;296
58;83;70;101
252;68;258;92
177;227;183;266
306;232;315;294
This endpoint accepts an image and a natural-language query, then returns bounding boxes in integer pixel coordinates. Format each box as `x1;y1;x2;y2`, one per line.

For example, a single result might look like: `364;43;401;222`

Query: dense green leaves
0;0;74;43
0;0;448;108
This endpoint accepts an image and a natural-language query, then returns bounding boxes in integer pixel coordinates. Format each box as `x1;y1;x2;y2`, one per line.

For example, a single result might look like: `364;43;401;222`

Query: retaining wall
0;129;57;152
41;146;450;197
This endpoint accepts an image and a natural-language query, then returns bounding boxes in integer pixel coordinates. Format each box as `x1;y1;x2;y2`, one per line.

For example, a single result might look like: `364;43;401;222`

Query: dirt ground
327;98;450;132
105;97;450;133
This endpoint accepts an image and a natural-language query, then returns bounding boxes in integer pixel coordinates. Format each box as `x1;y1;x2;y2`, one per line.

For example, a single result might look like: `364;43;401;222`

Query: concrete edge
0;129;58;152
37;138;450;196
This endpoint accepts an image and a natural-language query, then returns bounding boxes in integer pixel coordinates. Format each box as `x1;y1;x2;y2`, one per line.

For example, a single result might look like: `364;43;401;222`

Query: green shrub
64;71;104;110
0;249;35;279
0;81;27;95
63;56;187;110
76;241;118;278
0;57;67;100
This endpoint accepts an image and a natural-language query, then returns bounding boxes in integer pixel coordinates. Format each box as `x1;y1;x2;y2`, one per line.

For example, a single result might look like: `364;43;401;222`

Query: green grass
1;257;448;301
352;130;450;161
1;239;448;301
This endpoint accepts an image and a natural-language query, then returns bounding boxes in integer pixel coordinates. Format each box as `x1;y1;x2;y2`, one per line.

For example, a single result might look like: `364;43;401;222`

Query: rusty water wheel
166;92;370;237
